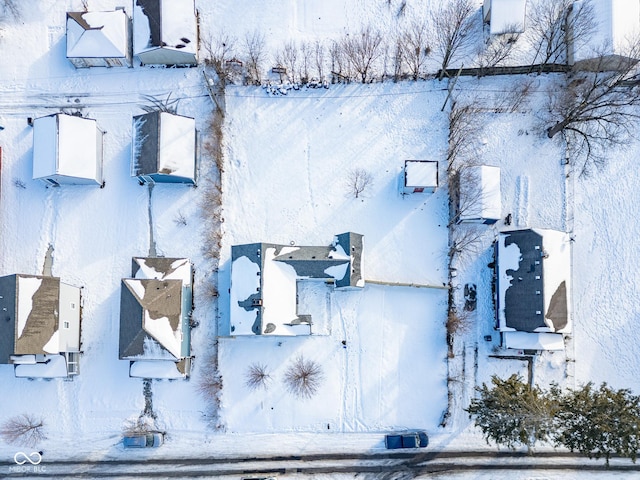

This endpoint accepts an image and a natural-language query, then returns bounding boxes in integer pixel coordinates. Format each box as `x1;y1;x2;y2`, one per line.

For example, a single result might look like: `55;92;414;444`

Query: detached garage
32;114;104;186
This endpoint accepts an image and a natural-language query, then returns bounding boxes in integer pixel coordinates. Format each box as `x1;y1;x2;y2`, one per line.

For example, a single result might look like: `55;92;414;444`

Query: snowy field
0;0;640;476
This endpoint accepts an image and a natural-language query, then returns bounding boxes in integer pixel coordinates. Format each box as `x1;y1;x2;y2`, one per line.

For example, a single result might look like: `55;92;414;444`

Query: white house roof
134;0;197;55
32;114;100;181
159;112;196;178
503;331;565;351
484;0;527;35
405;160;438;188
459;165;501;221
66;10;128;59
573;0;640;61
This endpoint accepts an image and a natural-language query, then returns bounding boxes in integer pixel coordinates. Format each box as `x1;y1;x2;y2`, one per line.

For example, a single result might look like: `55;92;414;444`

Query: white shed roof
484;0;527;35
32;114;101;181
405;160;438;188
66;10;128;59
459;165;501;222
573;0;640;61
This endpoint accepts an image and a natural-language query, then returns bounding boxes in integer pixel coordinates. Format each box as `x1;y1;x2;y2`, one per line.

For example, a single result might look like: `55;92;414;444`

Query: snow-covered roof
0;274;82;367
503;331;565;351
404;160;438;189
497;229;571;344
129;360;186;379
132;112;197;183
230;233;364;336
483;0;527;35
32;114;102;183
66;10;129;59
119;258;192;363
14;354;69;378
459;165;501;222
133;0;197;64
572;0;640;63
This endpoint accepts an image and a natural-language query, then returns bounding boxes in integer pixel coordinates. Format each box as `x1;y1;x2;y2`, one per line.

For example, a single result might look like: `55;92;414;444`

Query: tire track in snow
515;175;529;227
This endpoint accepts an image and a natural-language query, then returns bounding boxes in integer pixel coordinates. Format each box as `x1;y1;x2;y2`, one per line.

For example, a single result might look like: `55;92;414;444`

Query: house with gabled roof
133;0;198;66
119;257;194;378
496;229;571;351
66;9;132;68
0;274;81;378
132;111;197;185
570;0;640;71
230;232;364;336
32;113;104;187
483;0;527;35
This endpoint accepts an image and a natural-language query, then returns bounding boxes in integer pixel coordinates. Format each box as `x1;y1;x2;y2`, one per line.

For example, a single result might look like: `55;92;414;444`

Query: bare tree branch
0;414;46;447
341;26;384;83
432;0;477;79
244;30;266;85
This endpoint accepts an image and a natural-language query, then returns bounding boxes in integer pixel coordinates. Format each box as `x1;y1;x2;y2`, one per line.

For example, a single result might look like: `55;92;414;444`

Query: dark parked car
123;432;164;448
384;431;429;449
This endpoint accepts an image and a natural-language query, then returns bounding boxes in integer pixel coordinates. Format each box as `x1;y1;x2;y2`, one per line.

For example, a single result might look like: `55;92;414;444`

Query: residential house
570;0;640;71
483;0;527;35
132;111;197;185
230;233;364;336
66;9;132;68
496;229;571;351
0;274;81;378
133;0;198;66
32;113;104;186
119;257;194;378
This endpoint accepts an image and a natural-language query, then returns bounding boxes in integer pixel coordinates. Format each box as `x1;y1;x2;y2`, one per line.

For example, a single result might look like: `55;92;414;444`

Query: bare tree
284;356;323;399
400;19;431;80
299;41;313;83
0;0;20;21
545;46;640;174
314;40;326;81
432;0;477;79
449;226;485;265
123;415;155;436
477;31;520;71
197;369;223;399
244;30;266;85
527;0;595;68
346;168;374;199
245;363;271;390
447;103;480;171
0;414;46;447
448;164;484;226
329;40;348;82
275;40;299;82
492;78;534;113
202;32;237;85
341;26;384;83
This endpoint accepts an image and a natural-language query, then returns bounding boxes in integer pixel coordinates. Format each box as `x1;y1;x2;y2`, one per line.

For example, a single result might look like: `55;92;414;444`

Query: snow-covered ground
0;0;640;475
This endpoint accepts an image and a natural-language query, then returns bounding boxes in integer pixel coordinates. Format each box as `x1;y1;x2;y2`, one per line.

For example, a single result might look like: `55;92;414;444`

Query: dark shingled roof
136;0;161;48
501;230;547;332
132;112;160;177
0;275;60;363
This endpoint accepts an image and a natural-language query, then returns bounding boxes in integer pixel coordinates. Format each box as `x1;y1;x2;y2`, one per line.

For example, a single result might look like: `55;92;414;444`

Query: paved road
3;451;639;478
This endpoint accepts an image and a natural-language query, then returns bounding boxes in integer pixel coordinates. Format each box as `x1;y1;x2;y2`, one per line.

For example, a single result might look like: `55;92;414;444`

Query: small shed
403;160;438;194
570;0;640;71
0;274;81;378
32;114;104;186
132;111;197;185
483;0;527;35
457;165;501;224
66;9;132;68
133;0;198;66
119;257;193;378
